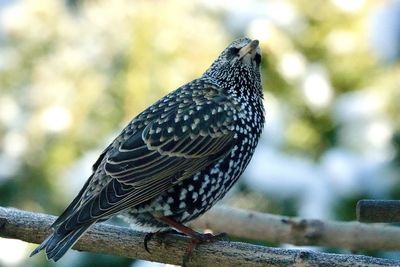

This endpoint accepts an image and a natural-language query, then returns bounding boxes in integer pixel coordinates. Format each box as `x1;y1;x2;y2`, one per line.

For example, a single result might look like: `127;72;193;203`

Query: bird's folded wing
60;83;240;229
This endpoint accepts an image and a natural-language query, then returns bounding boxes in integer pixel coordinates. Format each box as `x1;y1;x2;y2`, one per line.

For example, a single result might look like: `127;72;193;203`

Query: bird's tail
30;223;92;261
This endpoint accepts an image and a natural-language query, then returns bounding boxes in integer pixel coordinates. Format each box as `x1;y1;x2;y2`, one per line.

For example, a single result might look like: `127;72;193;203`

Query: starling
30;37;265;261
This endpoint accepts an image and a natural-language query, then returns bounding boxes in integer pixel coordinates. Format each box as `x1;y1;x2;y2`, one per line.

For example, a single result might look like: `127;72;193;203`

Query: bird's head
203;37;262;90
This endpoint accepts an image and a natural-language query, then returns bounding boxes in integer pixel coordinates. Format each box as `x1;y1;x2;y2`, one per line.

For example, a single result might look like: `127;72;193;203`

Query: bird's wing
51;143;114;228
59;81;240;229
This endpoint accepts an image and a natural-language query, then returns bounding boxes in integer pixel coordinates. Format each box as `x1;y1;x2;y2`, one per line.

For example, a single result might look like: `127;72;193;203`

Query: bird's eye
254;53;261;65
227;47;240;58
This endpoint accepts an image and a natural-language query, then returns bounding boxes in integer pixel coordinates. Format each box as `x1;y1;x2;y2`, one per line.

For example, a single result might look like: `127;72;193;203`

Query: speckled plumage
31;37;265;261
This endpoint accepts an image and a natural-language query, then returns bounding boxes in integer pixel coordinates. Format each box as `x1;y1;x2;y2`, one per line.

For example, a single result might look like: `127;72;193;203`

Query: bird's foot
144;229;181;253
191;231;228;242
156;216;229;266
182;232;228;266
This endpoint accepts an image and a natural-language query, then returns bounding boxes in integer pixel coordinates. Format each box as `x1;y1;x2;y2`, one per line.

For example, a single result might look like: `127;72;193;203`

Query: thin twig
0;207;399;266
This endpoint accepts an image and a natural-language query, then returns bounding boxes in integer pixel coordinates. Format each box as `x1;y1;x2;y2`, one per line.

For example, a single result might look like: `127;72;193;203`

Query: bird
30;37;265;261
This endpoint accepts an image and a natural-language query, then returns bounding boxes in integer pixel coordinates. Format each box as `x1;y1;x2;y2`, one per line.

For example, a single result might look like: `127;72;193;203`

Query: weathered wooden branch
357;199;400;223
192;205;400;251
1;207;400;266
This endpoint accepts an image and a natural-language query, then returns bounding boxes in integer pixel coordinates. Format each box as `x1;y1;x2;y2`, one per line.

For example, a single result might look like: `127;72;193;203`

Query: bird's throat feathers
203;63;263;101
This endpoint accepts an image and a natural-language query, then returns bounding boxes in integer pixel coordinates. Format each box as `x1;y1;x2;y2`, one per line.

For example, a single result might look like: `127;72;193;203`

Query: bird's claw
196;232;228;242
144;232;155;254
144;230;182;253
182;232;228;266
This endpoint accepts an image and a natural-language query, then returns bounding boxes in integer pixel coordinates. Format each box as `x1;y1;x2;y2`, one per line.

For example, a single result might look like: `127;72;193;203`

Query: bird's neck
204;75;263;102
202;74;264;124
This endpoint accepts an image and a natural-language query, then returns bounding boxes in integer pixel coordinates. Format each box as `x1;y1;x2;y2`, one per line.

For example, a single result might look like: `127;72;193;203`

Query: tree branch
192;205;400;251
1;207;399;266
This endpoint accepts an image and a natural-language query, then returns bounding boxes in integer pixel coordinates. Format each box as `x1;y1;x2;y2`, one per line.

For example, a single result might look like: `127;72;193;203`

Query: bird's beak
238;40;260;60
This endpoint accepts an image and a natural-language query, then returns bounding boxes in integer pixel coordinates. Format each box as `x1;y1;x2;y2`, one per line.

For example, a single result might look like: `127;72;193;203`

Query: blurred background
1;0;400;266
